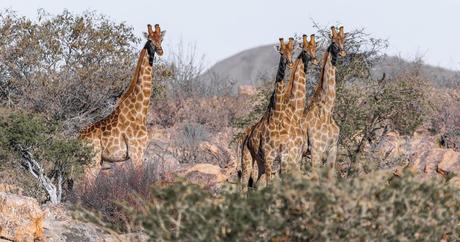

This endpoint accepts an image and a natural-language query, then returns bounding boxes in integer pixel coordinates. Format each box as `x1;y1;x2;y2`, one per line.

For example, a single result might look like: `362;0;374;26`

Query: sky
2;0;459;70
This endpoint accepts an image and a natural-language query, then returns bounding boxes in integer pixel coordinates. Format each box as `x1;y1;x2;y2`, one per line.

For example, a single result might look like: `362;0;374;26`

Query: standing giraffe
239;37;295;192
302;26;346;176
239;35;318;191
79;24;166;180
279;34;319;173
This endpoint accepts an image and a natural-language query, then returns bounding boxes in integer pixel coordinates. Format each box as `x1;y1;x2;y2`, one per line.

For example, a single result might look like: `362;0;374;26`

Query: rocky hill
204;44;460;88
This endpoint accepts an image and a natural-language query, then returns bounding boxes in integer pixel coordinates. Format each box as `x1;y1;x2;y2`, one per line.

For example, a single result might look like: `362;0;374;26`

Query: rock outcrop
373;131;460;186
0;192;44;242
238;85;257;96
42;204;147;242
0;192;147;242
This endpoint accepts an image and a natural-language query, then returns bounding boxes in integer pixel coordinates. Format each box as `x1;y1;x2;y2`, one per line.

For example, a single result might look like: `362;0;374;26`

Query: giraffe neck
268;55;288;113
117;41;155;122
310;44;337;113
285;51;308;116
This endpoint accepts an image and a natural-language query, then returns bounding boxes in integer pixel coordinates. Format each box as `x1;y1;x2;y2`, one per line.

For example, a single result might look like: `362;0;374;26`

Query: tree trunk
14;143;61;204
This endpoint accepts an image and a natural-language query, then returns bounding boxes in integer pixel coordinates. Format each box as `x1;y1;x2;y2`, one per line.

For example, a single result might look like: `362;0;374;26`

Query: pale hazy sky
2;0;459;70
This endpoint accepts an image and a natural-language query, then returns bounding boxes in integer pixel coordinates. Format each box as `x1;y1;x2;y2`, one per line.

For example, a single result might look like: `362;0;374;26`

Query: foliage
335;71;430;167
0;110;91;201
131;171;460;241
0;9;140;132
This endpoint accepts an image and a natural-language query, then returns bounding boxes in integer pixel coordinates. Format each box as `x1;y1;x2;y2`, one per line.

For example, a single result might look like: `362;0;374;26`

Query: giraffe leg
285;149;302;176
127;137;148;170
262;151;277;189
240;142;252;193
84;138;102;185
326;143;338;180
309;142;322;179
253;156;266;190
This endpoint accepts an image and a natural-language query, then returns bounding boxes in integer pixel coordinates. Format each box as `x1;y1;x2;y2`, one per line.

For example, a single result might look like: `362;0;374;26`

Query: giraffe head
301;34;319;65
275;37;295;68
146;24;166;56
330;26;346;57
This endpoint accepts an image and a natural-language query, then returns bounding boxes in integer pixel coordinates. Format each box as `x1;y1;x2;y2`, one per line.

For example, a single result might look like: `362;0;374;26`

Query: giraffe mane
308;50;330;107
116;48;148;106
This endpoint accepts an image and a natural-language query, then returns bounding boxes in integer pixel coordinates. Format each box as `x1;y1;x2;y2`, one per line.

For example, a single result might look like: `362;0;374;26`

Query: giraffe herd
239;26;346;191
79;23;347;191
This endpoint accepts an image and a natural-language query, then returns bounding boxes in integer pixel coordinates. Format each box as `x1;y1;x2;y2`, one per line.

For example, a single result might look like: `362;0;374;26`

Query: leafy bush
0;110;91;202
0;9;140;132
335;70;430;168
133;171;460;241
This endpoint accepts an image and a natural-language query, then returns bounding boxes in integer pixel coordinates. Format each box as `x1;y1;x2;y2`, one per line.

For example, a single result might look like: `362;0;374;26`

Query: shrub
335;70;430;168
173;122;210;164
0;110;91;202
0;9;140;132
133;171;460;241
74;162;161;232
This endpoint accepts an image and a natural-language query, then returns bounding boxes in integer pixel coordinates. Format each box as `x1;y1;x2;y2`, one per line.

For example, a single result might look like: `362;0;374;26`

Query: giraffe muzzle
311;58;319;65
155;47;164;56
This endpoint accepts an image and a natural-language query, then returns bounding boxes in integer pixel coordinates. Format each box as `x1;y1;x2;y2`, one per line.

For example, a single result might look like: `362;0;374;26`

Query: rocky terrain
1;39;460;240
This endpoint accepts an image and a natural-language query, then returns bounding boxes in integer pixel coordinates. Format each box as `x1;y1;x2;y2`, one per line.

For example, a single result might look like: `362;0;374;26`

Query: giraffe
239;37;295;192
239;35;318;192
79;24;166;181
278;34;319;173
302;26;346;177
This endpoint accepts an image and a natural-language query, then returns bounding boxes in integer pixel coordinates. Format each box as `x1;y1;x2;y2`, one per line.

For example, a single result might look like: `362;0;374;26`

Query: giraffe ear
143;32;149;39
161;30;166;38
274;45;281;52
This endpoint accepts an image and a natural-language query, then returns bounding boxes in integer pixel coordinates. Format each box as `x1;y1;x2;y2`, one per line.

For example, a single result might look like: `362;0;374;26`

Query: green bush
335;70;430;167
0;110;91;201
0;9;140;132
133;171;460;241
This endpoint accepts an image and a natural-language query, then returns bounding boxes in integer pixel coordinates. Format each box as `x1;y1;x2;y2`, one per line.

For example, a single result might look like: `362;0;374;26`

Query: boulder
0;192;45;242
238;85;257;96
173;163;233;192
378;131;460;184
42;204;148;242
